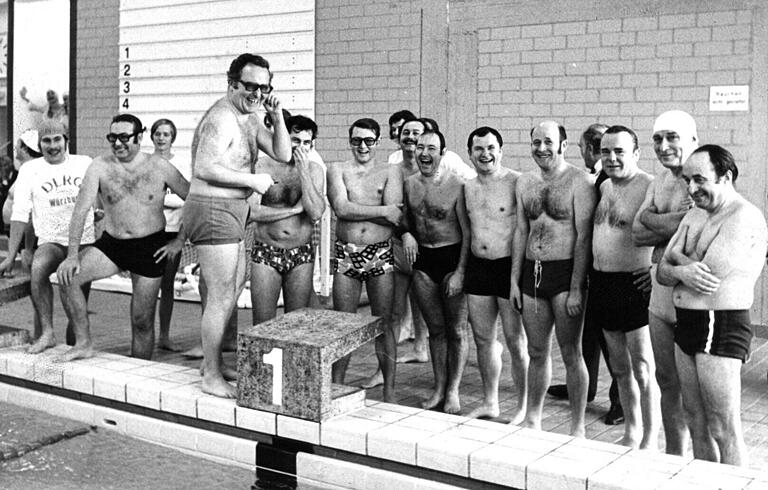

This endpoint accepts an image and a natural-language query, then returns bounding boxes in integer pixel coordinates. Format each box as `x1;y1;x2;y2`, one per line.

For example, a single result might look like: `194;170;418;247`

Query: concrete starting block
0;325;29;348
0;274;31;306
237;308;382;422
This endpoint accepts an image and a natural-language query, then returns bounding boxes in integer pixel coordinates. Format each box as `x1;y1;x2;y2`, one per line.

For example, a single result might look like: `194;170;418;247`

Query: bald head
531;120;568;170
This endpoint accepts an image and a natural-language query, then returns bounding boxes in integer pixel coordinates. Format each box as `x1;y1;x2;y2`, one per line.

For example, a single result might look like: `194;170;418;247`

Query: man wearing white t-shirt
0;120;94;354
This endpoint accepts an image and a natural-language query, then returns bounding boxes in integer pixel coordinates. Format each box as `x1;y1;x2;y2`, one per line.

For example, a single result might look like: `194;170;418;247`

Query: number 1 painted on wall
263;348;283;406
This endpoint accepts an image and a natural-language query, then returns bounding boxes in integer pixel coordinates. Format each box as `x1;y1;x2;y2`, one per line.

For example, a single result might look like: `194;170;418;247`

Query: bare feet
201;372;236;398
361;370;383;389
181;345;203;359
396;349;428;364
55;344;95;362
158;338;183;352
200;363;238;381
26;331;57;354
466;402;500;420
507;407;525;425
443;391;461;415
421;390;444;410
571;424;586;438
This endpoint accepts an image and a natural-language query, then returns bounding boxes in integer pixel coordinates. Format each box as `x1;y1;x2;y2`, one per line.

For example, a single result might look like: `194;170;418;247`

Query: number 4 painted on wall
263;347;283;406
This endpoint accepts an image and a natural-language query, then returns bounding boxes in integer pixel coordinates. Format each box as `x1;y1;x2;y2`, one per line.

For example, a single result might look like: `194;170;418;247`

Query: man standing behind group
249;115;325;323
591;126;658;448
402;130;470;414
463;126;528;422
511;121;595;436
328;118;402;403
183;53;290;398
57;114;189;362
658;145;767;466
632;110;698;455
0;120;93;354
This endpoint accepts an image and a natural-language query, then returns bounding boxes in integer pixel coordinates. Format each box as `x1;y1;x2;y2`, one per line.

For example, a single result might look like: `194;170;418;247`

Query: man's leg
412;271;451;410
441;281;468;415
57;247;121;361
650;313;688;455
158;253;182;351
282;262;315;313
625;326;659;450
499;299;528;424
521;294;555;430
331;273;362;385
366;272;396;403
696;353;746;466
250;262;283;325
28;244;67;353
549;310;600;402
675;346;718;461
129;273;163;359
196;242;245;398
598;325;623;423
551;292;588;437
603;330;641;447
400;288;429;362
467;294;502;419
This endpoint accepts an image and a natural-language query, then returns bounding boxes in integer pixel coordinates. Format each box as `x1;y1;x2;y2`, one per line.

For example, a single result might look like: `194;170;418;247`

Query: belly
254;215;313;249
336;220;393;245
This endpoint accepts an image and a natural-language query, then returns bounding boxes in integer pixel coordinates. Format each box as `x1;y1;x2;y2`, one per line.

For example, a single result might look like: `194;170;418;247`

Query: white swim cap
19;129;40;153
653;110;698;142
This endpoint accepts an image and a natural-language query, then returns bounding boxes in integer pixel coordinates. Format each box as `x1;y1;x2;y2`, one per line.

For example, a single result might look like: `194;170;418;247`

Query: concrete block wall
74;0;119;158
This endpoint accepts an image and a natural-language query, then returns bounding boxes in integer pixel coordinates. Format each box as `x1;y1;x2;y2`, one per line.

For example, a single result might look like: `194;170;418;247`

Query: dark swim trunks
464;253;511;299
94;230;166;278
675;308;753;362
250;240;315;275
413;243;462;285
520;258;573;300
586;270;649;333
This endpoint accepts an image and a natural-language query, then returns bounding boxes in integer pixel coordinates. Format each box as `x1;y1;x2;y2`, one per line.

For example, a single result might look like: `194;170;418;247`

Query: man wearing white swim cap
631;110;698;456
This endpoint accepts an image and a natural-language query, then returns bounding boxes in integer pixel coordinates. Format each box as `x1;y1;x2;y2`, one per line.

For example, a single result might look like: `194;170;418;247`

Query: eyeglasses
350;137;377;147
106;132;139;144
237;80;273;94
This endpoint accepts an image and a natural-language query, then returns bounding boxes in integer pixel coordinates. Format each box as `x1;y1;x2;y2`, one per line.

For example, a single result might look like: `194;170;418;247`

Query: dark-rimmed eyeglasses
106;132;140;144
350;137;377;147
237;80;273;94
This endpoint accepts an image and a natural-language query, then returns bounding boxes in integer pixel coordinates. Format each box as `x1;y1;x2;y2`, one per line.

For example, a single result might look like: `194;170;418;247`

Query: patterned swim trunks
250;240;315;275
333;239;394;282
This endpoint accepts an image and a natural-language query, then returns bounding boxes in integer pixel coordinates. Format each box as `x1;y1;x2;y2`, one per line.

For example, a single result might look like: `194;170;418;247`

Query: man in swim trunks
183;53;290;398
510;121;595;436
592;125;658;448
248;115;325;324
57;113;189;362
0;120;94;354
631;110;698;455
401;130;470;414
657;145;766;466
327;118;402;403
464;126;528;423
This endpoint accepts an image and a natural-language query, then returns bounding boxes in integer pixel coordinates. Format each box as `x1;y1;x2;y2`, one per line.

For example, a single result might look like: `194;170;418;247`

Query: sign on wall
709;85;749;112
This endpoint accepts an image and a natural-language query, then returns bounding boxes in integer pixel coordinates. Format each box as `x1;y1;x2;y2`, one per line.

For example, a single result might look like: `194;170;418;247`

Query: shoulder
732;197;767;230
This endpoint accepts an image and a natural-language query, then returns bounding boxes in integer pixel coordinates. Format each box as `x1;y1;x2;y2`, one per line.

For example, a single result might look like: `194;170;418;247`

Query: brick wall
74;0;119;158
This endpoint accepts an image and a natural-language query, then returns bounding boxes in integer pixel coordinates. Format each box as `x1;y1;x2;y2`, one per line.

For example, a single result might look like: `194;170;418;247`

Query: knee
655;367;679;392
631;359;653;388
559;344;583;365
706;410;737;443
131;310;155;331
527;342;549;362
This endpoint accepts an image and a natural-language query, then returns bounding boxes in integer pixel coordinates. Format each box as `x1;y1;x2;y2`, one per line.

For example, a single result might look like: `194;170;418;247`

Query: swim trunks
182;194;249;245
649;263;676;324
464;253;511;299
250;240;315;275
333;239;394;281
586;270;649;332
675;308;753;362
520;258;573;300
94;230;166;278
413;243;462;285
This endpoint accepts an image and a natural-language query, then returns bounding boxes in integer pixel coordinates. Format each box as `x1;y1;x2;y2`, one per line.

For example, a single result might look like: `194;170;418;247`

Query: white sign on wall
709;85;749;112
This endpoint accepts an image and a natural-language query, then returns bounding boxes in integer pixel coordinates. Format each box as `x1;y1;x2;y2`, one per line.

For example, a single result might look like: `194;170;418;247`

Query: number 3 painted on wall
263;348;283;406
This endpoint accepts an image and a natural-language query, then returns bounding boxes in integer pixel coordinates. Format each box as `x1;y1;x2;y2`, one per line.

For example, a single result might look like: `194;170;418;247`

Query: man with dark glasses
182;53;291;398
327;118;403;403
56;113;189;363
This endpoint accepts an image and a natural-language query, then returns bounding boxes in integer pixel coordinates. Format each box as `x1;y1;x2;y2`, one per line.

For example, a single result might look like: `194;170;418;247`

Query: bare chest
466;182;515;221
409;183;457;221
344;167;388;204
522;180;571;221
101;166;165;206
260;166;301;207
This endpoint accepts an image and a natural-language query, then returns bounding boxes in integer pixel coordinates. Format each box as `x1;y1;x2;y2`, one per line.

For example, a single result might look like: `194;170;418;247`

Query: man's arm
509;179;529;310
657;216;719;294
295;148;326;222
193;117;273;193
326;164;401;224
57;163;101;285
0;166;35;273
249;203;303;223
631;182;665;246
445;183;471;297
163;158;190;200
254;96;292;163
567;176;597;317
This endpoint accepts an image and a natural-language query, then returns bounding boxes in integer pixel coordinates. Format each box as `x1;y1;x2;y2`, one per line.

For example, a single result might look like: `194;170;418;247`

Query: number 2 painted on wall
263;348;283;406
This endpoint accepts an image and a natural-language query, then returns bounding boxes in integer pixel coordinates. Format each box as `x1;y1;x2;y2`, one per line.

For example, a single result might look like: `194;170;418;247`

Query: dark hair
286;115;318;139
581;123;609;153
18;141;42;159
111;113;144;135
389;110;416;126
150;118;177;144
227;53;272;83
691;144;739;183
603;125;639;152
420;130;446;152
264;109;292;130
420;118;440;132
348;118;380;140
530;123;567;144
467;126;503;151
